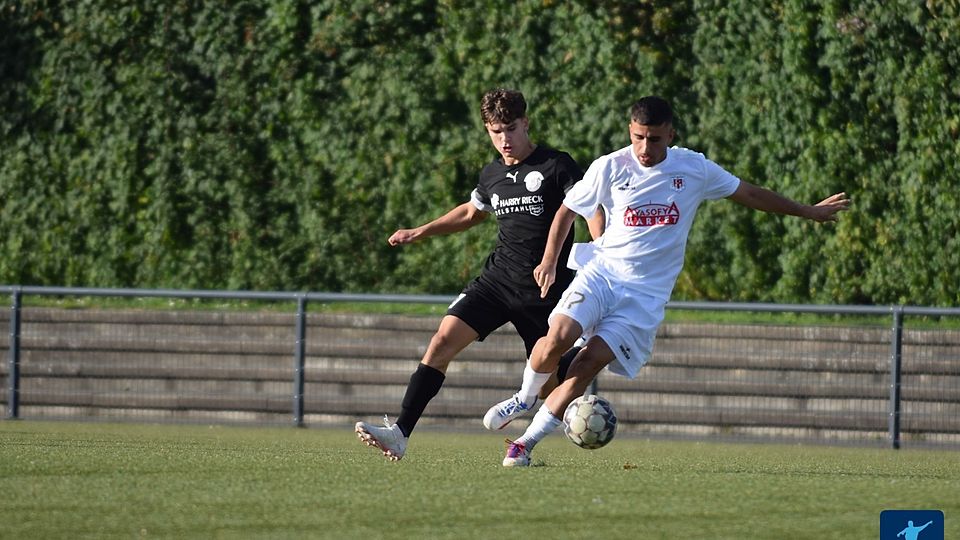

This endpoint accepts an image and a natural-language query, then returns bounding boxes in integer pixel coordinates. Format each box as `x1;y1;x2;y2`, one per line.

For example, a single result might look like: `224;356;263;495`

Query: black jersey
471;146;583;299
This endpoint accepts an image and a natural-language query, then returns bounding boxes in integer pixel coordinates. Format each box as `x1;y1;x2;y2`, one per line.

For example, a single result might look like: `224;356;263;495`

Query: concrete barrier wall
2;307;958;448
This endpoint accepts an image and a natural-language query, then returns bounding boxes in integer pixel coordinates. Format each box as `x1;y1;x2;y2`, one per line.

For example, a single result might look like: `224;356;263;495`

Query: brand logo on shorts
624;201;680;227
619;344;632;360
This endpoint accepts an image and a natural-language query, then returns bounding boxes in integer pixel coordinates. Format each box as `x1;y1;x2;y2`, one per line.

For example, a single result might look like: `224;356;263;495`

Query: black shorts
446;275;568;357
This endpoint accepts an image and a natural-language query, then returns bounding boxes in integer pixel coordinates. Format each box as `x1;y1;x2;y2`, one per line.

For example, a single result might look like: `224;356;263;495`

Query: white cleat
502;439;531;467
483;393;536;430
355;415;408;461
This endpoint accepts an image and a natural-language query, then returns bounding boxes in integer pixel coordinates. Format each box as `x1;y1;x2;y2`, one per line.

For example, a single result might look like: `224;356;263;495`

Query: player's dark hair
630;96;673;126
480;88;527;125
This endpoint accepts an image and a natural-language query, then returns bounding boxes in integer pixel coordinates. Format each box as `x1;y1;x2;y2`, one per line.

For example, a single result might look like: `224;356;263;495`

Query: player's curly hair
480;88;527;125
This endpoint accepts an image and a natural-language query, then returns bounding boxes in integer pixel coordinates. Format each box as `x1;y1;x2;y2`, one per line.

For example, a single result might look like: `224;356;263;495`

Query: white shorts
549;262;665;378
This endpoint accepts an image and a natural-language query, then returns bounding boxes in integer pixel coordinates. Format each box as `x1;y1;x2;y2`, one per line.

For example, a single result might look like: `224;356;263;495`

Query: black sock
557;346;581;383
395;364;445;437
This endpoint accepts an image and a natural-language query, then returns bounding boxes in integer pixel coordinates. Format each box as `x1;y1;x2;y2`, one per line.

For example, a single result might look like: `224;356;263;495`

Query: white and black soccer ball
563;394;617;449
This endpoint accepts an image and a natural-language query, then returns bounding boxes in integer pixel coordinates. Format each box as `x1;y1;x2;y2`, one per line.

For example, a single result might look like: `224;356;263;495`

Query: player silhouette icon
897;520;934;540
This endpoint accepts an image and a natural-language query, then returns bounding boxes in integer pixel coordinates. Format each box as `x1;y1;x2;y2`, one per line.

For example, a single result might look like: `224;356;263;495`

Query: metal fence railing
2;286;959;450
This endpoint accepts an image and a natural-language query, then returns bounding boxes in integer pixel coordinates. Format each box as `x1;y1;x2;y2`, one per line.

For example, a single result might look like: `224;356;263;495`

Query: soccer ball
563;394;617;449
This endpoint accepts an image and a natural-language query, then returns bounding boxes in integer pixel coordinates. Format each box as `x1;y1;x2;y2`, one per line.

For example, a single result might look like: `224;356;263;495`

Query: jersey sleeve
470;187;494;212
702;158;741;200
556;152;585;193
470;167;495;212
563;156;610;219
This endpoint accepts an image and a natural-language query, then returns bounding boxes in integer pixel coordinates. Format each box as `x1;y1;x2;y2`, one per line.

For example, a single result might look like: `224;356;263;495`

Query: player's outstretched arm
534;204;578;298
388;202;488;246
728;181;850;223
809;192;851;222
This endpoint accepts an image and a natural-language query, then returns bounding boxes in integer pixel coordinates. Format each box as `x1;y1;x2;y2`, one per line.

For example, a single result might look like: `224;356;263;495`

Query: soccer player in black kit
355;88;603;460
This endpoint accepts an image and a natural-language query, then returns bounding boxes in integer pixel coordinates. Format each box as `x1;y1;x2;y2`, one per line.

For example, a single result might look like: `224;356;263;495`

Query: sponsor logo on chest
492;193;545;216
491;170;546;216
624;201;680;227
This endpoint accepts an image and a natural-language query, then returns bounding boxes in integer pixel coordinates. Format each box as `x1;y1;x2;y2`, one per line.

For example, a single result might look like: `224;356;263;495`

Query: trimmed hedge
1;1;957;305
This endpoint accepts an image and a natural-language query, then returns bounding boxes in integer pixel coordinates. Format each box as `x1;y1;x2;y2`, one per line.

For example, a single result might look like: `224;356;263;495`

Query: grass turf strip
1;421;957;539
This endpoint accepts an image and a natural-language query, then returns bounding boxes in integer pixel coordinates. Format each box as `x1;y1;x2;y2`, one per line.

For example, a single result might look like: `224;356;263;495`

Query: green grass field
1;421;957;539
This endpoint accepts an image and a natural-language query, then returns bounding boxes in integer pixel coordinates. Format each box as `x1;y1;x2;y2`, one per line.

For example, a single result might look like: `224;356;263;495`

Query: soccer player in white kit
484;96;851;466
355;88;604;461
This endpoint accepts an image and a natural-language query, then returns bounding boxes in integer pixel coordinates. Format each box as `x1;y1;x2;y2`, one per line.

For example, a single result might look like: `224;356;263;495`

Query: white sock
519;361;552;406
516;404;563;451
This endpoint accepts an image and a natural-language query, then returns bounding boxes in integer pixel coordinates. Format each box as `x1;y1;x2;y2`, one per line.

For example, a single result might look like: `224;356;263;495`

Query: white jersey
564;145;740;301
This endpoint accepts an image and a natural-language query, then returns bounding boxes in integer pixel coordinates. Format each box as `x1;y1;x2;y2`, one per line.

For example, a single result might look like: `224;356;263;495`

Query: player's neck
503;143;536;166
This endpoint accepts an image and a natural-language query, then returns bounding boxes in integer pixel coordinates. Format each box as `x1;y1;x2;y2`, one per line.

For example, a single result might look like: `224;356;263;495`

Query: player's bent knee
543;333;576;358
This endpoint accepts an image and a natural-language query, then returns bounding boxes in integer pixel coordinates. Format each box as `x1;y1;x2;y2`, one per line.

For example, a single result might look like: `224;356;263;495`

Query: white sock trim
516;404;563;450
519;361;551;406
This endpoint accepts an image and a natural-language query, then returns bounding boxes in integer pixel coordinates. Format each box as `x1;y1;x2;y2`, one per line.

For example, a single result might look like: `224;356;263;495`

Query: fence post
7;288;22;419
292;294;308;427
888;306;904;449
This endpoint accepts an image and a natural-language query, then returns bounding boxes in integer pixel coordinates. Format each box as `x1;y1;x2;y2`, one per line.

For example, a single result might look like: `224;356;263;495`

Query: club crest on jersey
670;176;686;192
624;201;680;227
524;171;543;192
